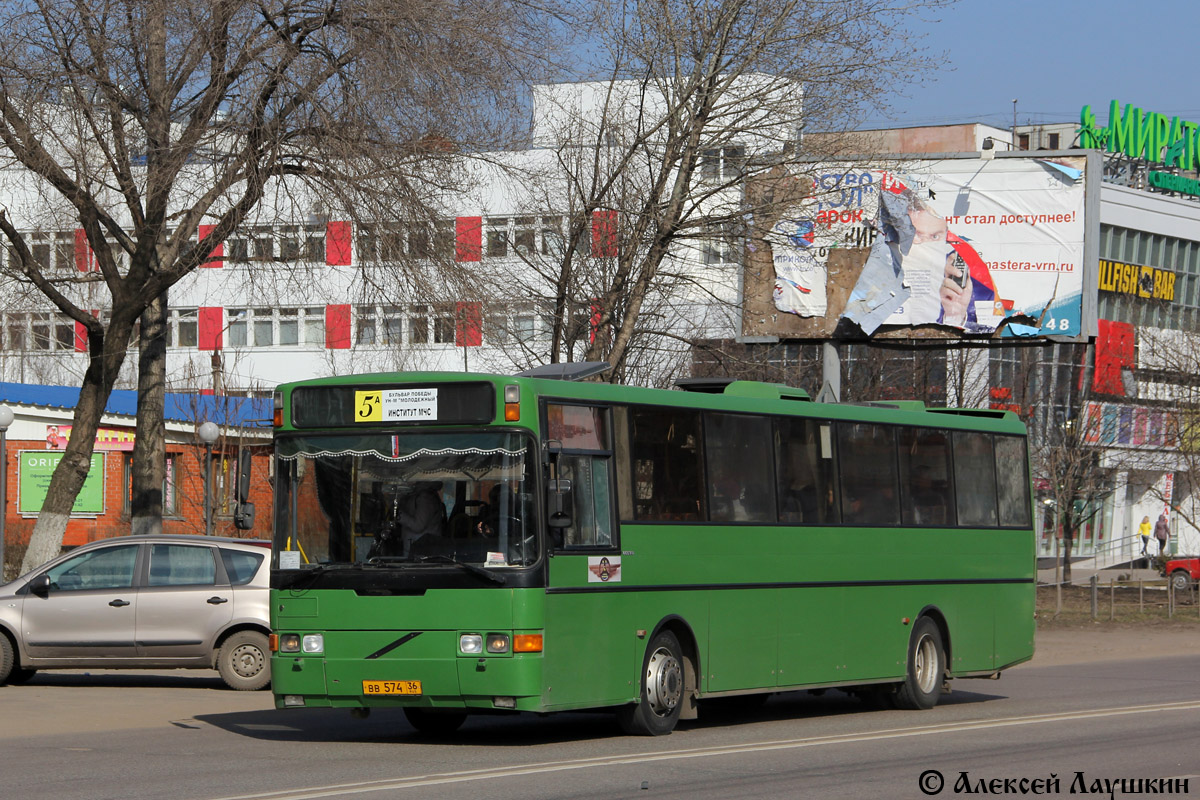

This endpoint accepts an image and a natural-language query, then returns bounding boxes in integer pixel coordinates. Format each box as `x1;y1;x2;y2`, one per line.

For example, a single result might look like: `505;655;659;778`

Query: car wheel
403;708;467;735
217;631;271;691
1170;571;1192;593
618;629;684;736
0;635;14;685
893;617;945;711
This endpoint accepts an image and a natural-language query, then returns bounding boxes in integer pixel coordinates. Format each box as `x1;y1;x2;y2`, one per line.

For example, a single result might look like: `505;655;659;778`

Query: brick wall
1;440;274;549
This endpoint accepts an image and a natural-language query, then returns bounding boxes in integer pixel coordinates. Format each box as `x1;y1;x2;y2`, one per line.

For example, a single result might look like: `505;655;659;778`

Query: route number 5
355;390;382;422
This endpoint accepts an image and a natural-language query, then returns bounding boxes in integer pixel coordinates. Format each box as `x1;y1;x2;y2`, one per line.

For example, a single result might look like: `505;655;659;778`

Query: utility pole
1012;99;1018;149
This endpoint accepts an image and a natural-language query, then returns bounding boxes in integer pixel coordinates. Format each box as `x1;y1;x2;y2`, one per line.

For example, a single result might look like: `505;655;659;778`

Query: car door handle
109;599;131;607
207;596;229;605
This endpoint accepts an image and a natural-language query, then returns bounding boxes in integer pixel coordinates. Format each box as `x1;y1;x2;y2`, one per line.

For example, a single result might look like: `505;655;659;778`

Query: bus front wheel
619;630;684;736
893;617;945;711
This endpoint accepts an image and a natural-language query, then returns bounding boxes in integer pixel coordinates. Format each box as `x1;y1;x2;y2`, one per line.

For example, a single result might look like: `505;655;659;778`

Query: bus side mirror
547;479;572;529
235;502;256;531
237;449;252;503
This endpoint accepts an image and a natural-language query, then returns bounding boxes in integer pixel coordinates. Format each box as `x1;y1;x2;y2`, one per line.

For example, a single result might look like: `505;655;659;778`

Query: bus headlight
279;634;301;653
302;634;325;654
485;634;510;653
460;634;484;654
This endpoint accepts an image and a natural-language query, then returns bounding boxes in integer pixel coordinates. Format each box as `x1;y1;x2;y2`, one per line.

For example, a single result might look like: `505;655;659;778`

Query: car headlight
302;634;324;654
459;634;483;654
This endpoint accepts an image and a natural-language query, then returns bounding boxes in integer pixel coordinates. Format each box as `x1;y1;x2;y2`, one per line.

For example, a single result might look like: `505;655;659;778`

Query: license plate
362;680;422;696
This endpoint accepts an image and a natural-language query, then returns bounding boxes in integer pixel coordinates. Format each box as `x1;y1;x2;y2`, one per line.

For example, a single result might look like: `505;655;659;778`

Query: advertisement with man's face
749;155;1091;340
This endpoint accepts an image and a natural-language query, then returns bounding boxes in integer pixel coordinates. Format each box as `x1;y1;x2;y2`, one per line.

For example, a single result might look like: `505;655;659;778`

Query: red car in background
1165;557;1200;592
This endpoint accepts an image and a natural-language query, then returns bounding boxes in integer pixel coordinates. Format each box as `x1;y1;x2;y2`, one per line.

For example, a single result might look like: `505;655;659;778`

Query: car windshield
274;430;536;569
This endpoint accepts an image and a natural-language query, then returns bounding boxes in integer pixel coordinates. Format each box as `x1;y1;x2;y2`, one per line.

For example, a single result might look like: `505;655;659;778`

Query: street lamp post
0;406;12;580
198;421;219;537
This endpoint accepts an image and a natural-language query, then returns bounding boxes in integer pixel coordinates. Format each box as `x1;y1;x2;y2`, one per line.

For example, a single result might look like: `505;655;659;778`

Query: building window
356;305;377;345
304;225;324;262
380;226;405;261
700;146;745;183
380;305;403;345
251;227;274;261
486;218;509;258
279;226;301;261
513;217;535;255
227;235;249;262
701;222;737;264
356;225;377;263
304;307;324;347
171;309;198;348
124;454;180;517
540;216;564;256
1048;132;1060;149
434;309;455;344
55;232;74;271
278;308;299;346
409;305;429;344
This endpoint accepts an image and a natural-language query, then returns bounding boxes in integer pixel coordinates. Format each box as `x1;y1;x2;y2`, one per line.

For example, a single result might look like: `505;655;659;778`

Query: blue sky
862;0;1199;131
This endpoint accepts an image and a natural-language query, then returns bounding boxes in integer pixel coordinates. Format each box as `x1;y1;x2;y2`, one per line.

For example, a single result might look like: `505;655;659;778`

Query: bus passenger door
542;448;633;709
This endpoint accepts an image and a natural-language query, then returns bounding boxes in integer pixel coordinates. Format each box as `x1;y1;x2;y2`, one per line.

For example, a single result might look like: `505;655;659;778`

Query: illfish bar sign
1097;258;1176;302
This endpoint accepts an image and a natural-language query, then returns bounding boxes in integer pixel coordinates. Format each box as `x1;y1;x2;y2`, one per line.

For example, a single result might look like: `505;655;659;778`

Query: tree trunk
19;324;131;572
130;292;168;536
1061;529;1074;584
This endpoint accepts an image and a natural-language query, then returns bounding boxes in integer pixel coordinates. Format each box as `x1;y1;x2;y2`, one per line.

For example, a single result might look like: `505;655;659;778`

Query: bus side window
898;428;955;527
994;435;1031;527
774;418;838;525
631;406;703;521
837;422;900;526
705;413;774;523
953;431;999;527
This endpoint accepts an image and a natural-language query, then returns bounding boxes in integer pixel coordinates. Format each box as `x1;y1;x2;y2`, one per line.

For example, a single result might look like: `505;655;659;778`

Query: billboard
744;154;1097;341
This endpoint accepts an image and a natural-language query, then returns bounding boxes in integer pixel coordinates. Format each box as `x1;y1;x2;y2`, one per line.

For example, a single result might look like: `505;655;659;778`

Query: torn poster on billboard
767;158;1086;337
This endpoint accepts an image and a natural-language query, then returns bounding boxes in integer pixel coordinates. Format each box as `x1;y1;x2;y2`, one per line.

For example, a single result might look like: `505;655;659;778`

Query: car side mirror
29;573;51;597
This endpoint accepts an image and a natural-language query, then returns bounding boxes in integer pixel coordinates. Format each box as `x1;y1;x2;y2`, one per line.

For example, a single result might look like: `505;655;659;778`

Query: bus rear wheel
893;617;945;711
618;630;684;736
404;708;467;735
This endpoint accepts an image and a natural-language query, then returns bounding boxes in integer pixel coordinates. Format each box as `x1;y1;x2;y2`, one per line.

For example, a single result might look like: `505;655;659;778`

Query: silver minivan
0;534;271;690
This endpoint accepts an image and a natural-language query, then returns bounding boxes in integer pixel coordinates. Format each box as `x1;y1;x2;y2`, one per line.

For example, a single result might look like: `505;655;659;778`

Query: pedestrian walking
1154;512;1170;556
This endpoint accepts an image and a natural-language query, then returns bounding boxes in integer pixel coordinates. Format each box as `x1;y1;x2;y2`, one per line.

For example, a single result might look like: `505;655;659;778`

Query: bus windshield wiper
414;554;507;585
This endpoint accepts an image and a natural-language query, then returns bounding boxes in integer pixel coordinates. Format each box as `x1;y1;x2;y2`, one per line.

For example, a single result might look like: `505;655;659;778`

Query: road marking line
205;699;1200;800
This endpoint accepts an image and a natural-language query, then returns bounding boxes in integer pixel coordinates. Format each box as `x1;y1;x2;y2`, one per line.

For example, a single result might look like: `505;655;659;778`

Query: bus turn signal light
513;634;543;652
504;384;520;421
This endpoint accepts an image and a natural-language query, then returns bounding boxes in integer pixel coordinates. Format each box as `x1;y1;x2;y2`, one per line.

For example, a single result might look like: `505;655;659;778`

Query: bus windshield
274;430;537;568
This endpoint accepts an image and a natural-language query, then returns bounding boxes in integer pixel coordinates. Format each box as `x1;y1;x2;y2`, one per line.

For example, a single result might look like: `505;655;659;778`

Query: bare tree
0;0;554;571
488;0;946;383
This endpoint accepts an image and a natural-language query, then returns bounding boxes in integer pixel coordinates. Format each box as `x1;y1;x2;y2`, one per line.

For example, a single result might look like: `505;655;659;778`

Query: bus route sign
354;388;438;422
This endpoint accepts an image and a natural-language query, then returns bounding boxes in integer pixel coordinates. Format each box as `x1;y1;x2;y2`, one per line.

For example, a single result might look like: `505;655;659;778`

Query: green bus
269;366;1035;735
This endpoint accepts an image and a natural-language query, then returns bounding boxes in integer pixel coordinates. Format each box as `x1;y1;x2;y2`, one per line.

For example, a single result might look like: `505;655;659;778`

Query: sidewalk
1036;565;1164;587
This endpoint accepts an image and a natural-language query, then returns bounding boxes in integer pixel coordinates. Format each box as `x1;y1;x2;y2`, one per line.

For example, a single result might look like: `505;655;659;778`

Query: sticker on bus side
354;388;438;423
587;556;621;583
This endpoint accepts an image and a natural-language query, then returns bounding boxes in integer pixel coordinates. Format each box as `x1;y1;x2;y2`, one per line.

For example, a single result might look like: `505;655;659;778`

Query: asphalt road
2;647;1198;800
